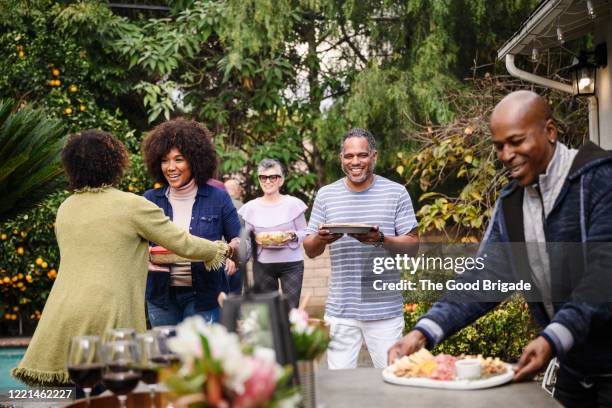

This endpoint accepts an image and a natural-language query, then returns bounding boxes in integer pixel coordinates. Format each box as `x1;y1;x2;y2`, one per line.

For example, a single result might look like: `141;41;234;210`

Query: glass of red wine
102;340;142;408
152;326;180;366
67;335;103;406
136;332;164;408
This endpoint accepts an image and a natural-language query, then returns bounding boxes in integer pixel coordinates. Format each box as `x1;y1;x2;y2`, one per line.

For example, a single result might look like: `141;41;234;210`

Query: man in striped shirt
303;128;419;369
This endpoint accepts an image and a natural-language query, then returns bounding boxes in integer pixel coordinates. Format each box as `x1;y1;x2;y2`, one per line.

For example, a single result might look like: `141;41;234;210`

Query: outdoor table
63;367;562;407
316;368;562;408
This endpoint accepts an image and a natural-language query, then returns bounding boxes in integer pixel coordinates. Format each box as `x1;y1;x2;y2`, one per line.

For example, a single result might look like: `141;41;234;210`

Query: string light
586;0;596;19
556;24;564;44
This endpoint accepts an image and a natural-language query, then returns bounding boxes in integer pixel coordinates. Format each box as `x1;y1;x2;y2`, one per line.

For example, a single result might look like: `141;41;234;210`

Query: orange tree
0;1;153;334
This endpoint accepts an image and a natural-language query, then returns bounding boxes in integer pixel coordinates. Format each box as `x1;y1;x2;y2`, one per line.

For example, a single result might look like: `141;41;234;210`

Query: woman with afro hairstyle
142;118;241;326
12;129;238;387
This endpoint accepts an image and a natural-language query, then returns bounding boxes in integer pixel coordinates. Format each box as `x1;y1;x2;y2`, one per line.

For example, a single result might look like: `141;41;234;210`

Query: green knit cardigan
12;187;228;386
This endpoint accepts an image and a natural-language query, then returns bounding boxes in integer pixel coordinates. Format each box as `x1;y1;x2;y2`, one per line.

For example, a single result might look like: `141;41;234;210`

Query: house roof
497;0;611;59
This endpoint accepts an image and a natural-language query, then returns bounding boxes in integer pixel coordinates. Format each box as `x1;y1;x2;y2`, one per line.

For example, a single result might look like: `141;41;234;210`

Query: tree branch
339;20;368;65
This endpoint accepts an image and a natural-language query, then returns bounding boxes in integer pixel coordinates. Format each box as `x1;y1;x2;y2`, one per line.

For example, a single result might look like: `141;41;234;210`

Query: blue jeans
147;286;220;326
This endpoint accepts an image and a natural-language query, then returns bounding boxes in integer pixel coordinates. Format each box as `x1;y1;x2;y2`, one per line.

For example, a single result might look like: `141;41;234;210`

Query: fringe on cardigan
204;241;230;271
11;367;71;387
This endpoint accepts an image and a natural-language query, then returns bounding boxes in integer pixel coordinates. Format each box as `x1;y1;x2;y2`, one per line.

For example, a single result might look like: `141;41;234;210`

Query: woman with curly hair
142;118;241;325
12;129;238;387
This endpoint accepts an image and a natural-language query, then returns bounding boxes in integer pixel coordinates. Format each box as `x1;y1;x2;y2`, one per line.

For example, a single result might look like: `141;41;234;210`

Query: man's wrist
412;327;433;349
373;230;385;247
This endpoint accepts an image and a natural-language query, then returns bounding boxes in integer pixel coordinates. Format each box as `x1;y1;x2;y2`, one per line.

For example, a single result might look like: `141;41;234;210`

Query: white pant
324;314;404;369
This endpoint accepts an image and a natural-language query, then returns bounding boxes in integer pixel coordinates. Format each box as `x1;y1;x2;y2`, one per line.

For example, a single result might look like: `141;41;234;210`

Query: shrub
0;100;66;221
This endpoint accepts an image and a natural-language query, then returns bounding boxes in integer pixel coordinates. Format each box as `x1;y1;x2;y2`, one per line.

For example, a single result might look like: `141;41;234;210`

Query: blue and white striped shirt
307;176;418;320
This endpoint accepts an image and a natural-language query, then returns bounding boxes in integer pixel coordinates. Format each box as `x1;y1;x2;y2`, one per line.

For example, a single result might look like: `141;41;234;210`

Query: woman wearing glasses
238;159;307;308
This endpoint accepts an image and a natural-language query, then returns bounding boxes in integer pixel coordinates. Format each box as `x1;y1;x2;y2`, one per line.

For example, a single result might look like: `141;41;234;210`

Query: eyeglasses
258;175;282;182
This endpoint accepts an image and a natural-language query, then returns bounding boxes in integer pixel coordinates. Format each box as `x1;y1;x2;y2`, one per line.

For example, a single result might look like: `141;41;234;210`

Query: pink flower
290;308;309;323
289;308;312;335
233;356;277;408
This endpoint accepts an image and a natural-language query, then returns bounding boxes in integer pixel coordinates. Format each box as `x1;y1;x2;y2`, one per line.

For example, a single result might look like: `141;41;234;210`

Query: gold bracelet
225;243;234;260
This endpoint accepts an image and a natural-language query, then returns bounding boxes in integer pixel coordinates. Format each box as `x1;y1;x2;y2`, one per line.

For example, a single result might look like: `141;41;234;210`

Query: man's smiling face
341;136;377;185
490;92;557;187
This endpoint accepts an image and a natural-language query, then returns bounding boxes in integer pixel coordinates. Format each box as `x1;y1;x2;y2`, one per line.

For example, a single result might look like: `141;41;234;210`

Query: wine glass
136;332;164;408
152;325;176;339
102;340;141;408
104;328;136;343
152;326;180;366
67;335;103;406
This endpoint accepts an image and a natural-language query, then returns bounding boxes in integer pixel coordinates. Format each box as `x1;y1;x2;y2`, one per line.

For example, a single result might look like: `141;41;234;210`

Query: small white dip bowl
455;358;482;380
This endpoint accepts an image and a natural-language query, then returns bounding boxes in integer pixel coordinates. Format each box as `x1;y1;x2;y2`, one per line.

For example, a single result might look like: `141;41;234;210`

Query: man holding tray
304;128;419;369
389;91;612;407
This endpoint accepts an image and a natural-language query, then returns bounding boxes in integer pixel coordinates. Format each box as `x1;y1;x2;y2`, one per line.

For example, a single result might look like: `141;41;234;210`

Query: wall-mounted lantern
571;43;607;97
571;57;597;96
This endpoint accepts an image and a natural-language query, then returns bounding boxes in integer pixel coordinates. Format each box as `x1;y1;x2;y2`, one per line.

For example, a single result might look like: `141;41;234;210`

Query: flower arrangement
164;316;299;408
289;309;329;361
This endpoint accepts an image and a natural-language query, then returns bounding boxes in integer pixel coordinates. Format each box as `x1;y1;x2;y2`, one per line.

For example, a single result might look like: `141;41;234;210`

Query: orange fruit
16;247;24;255
79;105;86;112
41;262;48;269
69;85;78;92
35;257;43;265
52;68;60;76
64;107;73;115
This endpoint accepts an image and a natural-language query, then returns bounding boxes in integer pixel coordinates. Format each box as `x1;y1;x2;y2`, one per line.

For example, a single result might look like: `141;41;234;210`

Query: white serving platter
382;364;514;390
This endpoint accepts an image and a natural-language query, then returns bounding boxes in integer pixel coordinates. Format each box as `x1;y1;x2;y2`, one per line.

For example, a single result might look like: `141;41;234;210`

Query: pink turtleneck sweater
168;179;198;286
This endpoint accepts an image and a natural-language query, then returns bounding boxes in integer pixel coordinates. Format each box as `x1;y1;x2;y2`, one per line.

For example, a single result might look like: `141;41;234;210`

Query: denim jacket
416;142;612;376
144;183;241;311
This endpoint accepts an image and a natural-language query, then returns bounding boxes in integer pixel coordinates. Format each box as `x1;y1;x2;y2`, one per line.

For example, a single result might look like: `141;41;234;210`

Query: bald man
388;91;612;407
